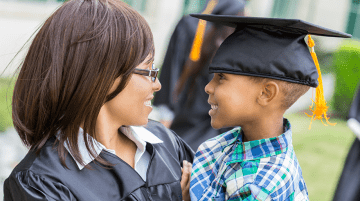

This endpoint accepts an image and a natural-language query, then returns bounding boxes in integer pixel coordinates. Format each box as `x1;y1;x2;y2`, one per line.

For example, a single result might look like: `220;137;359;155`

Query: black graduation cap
190;14;351;87
190;14;352;128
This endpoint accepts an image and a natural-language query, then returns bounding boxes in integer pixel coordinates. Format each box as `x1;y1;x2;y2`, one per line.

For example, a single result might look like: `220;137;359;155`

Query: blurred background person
153;0;246;150
333;84;360;201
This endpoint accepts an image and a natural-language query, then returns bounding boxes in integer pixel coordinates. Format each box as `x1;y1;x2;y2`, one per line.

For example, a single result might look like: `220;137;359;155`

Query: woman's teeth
211;104;218;110
145;100;152;107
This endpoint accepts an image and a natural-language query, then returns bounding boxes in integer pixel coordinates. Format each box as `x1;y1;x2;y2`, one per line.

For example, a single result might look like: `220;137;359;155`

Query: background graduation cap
189;0;246;62
190;14;352;128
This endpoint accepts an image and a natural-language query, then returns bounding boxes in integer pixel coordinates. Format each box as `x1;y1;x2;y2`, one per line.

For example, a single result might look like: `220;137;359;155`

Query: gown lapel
146;143;181;187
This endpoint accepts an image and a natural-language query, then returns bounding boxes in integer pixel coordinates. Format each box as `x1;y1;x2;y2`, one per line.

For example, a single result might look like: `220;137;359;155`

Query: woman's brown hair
12;0;154;167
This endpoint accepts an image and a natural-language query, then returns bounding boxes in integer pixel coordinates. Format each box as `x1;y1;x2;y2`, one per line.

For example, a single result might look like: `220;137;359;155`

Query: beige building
244;0;352;51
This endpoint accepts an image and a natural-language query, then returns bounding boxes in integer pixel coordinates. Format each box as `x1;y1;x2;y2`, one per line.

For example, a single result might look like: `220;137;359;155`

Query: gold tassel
306;35;336;129
189;0;218;61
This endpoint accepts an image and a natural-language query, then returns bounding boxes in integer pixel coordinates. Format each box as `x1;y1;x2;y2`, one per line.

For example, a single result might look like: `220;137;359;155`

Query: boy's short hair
249;76;310;110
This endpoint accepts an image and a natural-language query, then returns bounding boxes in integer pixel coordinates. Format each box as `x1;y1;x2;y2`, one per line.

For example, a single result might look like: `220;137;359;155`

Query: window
346;0;360;38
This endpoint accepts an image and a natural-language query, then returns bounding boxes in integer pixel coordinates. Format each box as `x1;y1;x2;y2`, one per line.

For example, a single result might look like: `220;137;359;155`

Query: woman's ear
257;81;280;106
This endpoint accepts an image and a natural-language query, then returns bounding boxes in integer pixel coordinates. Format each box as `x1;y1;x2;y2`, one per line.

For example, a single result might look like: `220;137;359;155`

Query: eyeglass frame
133;63;159;82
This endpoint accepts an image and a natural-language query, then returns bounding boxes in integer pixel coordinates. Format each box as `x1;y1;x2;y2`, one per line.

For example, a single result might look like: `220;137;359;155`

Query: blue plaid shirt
189;119;308;201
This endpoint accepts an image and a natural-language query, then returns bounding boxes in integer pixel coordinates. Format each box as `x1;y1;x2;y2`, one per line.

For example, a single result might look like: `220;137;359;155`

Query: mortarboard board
190;14;352;128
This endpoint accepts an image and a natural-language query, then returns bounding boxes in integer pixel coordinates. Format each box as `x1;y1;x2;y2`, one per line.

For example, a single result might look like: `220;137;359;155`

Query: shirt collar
63;126;163;170
226;118;292;164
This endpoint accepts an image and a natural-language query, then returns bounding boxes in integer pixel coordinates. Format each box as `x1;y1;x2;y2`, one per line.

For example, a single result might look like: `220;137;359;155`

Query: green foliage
332;40;360;119
285;113;354;201
0;78;15;132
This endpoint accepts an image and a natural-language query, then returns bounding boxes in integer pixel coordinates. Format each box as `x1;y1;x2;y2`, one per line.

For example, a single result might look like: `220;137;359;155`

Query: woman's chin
133;118;149;126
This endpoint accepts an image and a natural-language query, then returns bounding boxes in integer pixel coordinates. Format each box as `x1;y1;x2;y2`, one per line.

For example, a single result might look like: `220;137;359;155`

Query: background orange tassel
189;0;218;61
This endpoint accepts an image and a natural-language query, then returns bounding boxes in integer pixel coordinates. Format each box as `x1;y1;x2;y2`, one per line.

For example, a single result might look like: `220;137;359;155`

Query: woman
4;0;193;200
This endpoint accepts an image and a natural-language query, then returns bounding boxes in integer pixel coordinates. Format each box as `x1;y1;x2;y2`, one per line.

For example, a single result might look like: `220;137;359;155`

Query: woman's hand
180;160;192;201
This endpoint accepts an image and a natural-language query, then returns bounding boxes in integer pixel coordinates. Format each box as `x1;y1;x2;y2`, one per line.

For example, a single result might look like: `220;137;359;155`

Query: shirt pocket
211;189;226;201
211;195;226;201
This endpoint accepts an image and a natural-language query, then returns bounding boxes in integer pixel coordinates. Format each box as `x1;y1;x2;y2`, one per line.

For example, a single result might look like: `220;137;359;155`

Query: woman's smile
144;99;153;108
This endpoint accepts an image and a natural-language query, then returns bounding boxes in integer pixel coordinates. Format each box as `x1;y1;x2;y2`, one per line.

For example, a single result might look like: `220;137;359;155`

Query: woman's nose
153;78;161;92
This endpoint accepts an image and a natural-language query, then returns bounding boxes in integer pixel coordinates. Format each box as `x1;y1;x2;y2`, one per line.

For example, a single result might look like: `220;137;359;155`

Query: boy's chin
210;121;224;130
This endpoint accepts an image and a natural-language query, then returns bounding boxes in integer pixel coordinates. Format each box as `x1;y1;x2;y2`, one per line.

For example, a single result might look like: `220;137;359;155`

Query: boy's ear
257;81;280;106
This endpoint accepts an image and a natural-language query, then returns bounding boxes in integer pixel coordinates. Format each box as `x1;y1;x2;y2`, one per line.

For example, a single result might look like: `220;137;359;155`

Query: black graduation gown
3;120;194;201
153;16;231;151
333;87;360;201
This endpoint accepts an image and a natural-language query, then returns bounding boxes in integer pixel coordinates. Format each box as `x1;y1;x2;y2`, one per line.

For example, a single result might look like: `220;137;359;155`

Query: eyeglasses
133;63;159;82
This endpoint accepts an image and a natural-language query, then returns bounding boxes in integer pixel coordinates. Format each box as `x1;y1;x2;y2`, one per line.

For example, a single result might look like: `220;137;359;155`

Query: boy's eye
218;73;225;80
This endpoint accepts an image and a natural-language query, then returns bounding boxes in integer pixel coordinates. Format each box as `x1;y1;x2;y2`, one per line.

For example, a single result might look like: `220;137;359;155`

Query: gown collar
63;126;163;170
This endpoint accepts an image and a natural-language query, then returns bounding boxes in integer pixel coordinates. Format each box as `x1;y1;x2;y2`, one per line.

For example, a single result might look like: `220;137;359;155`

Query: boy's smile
205;73;261;129
209;103;218;115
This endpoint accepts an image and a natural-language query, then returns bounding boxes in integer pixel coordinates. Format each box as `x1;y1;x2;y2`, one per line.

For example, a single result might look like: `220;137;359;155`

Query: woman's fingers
180;160;192;201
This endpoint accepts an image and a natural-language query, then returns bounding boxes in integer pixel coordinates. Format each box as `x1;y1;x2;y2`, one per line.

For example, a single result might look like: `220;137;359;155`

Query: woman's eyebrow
145;58;154;65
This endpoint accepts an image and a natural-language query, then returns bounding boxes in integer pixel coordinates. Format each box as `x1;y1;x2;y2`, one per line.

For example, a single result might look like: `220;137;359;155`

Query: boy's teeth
211;105;218;110
145;100;152;106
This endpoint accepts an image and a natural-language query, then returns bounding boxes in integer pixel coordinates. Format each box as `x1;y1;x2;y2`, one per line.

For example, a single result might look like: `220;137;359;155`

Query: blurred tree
332;40;360;119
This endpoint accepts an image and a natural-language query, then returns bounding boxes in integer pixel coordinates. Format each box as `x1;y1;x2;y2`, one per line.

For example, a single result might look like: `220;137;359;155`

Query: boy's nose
205;82;213;95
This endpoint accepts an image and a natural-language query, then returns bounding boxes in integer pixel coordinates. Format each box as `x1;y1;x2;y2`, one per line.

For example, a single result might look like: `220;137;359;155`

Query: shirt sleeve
4;170;77;201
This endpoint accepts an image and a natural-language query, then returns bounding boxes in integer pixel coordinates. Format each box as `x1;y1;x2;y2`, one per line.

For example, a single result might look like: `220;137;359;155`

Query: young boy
189;15;351;201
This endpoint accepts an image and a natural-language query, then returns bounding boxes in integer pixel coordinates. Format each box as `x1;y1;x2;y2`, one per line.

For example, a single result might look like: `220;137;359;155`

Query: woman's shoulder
4;140;77;200
145;119;194;161
10;137;71;179
4;168;76;200
145;120;174;138
145;119;189;147
10;139;51;171
145;120;179;149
